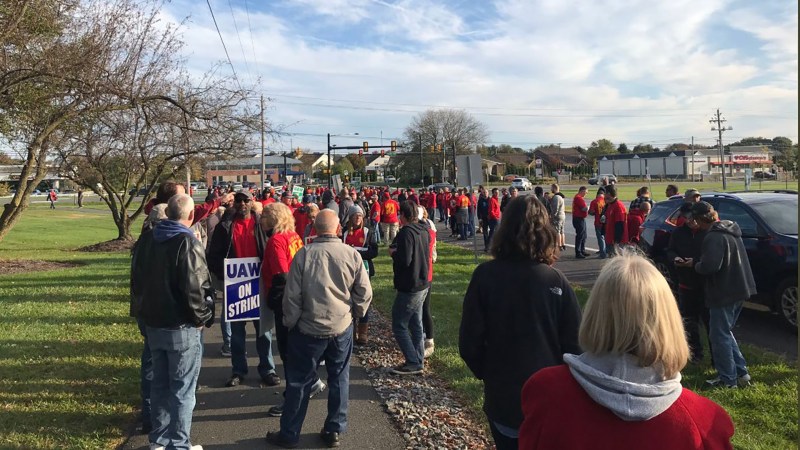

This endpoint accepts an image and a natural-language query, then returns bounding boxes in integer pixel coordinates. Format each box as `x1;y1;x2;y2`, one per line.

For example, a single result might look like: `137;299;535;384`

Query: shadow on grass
0;339;141;361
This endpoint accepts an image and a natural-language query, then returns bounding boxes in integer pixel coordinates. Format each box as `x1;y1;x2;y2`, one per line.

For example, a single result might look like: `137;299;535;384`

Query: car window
749;197;798;235
645;201;679;225
716;201;760;236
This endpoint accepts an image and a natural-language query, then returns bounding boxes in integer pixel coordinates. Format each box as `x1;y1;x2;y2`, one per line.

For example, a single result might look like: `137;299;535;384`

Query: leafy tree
332;157;354;177
617;143;629;154
586;139;616;163
772;137;795;171
345;153;366;173
664;143;691;152
632;144;656;153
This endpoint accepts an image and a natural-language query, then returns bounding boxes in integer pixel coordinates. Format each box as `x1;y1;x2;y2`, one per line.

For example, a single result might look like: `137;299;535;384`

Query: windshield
750;198;798;235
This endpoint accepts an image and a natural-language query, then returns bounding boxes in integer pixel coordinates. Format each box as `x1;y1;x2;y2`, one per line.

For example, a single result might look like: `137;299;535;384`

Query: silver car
511;177;532;190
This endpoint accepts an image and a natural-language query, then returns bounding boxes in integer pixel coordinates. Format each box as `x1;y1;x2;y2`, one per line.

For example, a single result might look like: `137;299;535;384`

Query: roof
207;155;303;168
495;153;533;166
600;150;693;160
533;147;584;158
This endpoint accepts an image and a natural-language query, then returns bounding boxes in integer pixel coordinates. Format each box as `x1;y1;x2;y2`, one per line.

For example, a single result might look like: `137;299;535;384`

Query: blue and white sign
224;257;261;322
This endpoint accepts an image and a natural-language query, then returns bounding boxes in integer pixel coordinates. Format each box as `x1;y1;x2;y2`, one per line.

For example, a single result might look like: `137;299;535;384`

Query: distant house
532;147;589;173
495;153;535;176
482;157;506;177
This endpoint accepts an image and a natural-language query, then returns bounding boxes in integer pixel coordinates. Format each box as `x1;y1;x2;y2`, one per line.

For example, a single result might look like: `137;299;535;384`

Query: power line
226;0;254;87
205;0;244;92
242;0;259;76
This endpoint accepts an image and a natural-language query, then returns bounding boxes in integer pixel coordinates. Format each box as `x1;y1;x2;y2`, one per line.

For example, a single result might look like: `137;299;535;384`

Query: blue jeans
136;317;153;426
370;219;381;243
468;212;475;237
220;310;231;347
594;226;607;257
573;217;587;255
392;289;429;368
147;326;203;449
484;219;498;250
279;324;354;443
230;320;276;378
709;301;749;386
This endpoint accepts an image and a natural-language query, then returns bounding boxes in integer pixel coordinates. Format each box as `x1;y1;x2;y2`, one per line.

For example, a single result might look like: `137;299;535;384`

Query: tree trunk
115;213;133;241
0;141;50;244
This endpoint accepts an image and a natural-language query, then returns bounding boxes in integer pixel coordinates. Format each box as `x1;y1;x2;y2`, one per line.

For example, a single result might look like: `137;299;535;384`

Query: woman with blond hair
259;202;324;417
459;196;582;450
519;251;734;450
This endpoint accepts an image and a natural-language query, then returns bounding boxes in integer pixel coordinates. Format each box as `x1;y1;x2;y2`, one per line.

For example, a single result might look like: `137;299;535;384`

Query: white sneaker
310;379;327;398
191;445;203;450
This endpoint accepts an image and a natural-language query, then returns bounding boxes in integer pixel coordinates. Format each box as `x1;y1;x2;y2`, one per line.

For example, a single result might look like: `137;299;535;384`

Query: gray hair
166;194;195;221
315;209;339;234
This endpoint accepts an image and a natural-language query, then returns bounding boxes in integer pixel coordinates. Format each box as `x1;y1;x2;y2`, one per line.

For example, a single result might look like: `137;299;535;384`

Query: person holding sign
207;191;279;388
131;194;214;450
342;205;379;345
266;210;372;449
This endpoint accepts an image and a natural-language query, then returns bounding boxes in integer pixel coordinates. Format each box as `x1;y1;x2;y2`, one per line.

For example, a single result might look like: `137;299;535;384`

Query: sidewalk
121;317;405;450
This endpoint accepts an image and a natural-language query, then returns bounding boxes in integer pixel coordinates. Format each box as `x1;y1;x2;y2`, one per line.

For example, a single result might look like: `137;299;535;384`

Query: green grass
0;206;141;450
369;242;798;450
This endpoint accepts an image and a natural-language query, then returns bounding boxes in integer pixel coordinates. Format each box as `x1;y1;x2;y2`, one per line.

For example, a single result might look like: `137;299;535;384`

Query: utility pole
710;109;732;190
327;133;332;189
691;136;694;182
260;95;265;189
419;134;424;186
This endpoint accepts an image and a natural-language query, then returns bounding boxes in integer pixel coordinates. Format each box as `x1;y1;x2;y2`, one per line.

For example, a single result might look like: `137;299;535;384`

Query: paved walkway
121;318;405;450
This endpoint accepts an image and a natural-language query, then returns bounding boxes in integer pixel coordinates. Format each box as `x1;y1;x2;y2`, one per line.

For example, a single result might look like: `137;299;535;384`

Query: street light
327;132;359;189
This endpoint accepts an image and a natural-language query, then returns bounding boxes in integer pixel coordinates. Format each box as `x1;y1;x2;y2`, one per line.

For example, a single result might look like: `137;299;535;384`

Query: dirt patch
77;239;136;253
0;260;82;275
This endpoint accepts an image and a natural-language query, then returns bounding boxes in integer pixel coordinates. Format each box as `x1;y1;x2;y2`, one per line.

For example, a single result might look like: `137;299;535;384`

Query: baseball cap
684;189;701;199
281;190;295;199
690;201;713;218
234;191;252;201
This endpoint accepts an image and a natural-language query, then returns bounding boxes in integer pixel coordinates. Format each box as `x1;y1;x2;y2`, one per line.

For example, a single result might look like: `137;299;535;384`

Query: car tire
775;277;798;330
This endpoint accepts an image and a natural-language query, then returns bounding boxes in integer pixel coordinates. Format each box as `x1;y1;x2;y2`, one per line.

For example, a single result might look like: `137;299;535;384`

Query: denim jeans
392;288;429;368
594;226;607;257
230;320;276;378
370;219;381;243
709;301;749;386
483;218;498;250
147;326;203;449
468;211;475;237
136;317;153;426
279;324;354;443
220;311;231;348
573;217;587;255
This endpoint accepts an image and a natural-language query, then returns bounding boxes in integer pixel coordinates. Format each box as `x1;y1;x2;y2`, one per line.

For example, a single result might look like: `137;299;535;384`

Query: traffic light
363;141;369;154
391;140;397;152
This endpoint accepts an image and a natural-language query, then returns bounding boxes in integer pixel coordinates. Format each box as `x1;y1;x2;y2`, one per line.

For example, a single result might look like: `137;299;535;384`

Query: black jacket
477;196;489;221
695;220;757;307
206;210;268;280
459;259;582;428
391;222;430;293
666;225;707;290
131;228;213;328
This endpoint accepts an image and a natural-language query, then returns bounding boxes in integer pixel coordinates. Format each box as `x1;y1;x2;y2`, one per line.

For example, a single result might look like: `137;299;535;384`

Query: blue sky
164;0;798;152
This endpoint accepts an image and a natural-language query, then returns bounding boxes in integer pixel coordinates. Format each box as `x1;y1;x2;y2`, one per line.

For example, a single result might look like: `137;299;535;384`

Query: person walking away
533;186;546;209
572;186;589;258
418;206;437;357
681;202;756;388
456;188;470;240
588;188;607;258
389;201;430;375
426;187;437;223
48;189;57;209
369;193;382;244
77;188;84;208
131;194;214;450
320;190;339;215
601;185;627;256
485;188;501;251
337;189;353;227
666;203;711;363
207;191;280;388
342;205;379;345
477;189;489;247
266;210;372;449
519;252;734;450
467;188;477;238
627;201;650;245
379;192;400;245
548;184;566;250
460;196;582;450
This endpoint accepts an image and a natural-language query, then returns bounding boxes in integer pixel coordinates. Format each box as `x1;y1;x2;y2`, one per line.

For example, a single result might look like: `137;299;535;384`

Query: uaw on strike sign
224;257;261;322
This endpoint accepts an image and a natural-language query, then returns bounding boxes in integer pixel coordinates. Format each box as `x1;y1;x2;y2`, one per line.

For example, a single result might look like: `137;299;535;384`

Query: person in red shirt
588;189;607;258
261;187;276;206
486;188;501;249
380;192;400;245
627;201;651;245
293;195;314;238
369;193;382;244
519;253;734;450
259;202;324;416
144;181;233;227
572;186;590;258
425;187;437;221
342;205;379;344
602;185;628;256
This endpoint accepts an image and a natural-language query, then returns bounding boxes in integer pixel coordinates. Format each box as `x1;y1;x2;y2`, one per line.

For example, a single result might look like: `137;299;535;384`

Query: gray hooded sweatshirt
694;220;757;308
564;353;682;421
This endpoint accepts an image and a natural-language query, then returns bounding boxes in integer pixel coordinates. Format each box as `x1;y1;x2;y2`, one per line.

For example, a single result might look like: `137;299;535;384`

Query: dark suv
639;191;798;328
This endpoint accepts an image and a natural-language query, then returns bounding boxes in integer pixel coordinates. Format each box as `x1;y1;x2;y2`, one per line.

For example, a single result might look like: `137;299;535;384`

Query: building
597;146;774;179
494;153;535;176
365;153;392;179
0;165;63;189
482;157;506;178
532;147;590;175
206;155;303;186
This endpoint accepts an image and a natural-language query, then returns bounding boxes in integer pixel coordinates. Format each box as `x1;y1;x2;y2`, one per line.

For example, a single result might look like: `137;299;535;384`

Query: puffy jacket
131;224;213;328
391;222;430;293
694;220;757;307
206;210;268;281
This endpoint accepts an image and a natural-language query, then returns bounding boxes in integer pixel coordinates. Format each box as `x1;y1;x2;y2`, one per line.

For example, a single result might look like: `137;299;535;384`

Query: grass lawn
0;205;797;449
369;242;799;450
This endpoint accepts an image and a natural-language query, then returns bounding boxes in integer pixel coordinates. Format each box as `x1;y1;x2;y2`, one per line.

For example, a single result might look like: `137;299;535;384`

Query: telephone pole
709;109;732;190
260;95;266;188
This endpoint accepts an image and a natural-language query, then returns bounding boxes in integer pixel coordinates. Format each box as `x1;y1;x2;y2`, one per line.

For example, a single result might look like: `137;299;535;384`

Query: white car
385;176;397;183
511;177;532;191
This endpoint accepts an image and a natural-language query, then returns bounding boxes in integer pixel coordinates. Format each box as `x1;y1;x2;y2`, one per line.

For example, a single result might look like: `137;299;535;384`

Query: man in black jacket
131;194;213;450
207;191;280;388
389;201;430;375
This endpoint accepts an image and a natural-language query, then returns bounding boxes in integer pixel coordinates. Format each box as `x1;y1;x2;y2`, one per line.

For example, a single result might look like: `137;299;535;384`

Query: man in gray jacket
266;209;372;448
679;201;756;389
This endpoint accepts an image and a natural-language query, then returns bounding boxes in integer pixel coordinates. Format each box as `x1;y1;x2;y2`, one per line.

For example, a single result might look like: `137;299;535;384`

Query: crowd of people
130;178;752;449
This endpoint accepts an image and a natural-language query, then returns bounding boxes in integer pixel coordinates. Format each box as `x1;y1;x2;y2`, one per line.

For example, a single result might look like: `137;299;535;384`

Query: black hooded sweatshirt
694;220;757;308
391;222;430;293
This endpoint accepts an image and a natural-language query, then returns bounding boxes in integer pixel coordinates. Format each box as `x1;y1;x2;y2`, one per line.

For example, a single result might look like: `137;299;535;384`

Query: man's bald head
315;209;339;235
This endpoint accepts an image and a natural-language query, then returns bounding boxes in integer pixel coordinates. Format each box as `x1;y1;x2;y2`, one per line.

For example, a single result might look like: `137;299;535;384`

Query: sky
163;0;798;153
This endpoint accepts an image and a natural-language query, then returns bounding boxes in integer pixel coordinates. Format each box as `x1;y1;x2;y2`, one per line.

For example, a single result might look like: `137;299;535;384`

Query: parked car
426;182;455;192
504;174;520;182
639;191;798;328
232;183;244;191
511;177;533;191
753;171;777;180
385;176;397;183
128;187;152;196
588;174;618;185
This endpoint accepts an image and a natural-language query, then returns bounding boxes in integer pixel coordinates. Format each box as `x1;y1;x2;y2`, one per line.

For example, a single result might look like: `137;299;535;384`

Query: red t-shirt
604;199;628;245
627;210;646;244
261;197;276;207
232;217;258;258
488;197;501;220
370;202;381;223
261;231;303;289
458;194;470;208
590;198;605;228
381;200;399;223
293;208;311;238
572;194;589;219
344;227;367;248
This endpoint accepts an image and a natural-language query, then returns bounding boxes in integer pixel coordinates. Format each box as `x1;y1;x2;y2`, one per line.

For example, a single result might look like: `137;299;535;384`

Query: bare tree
0;0;257;242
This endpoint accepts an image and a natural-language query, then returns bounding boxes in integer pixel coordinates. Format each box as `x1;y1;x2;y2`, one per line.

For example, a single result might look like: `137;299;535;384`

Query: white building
598;146;774;179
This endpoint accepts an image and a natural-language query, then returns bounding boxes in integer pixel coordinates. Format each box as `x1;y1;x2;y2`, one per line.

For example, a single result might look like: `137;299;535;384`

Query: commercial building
597;146;774;179
205;155;303;187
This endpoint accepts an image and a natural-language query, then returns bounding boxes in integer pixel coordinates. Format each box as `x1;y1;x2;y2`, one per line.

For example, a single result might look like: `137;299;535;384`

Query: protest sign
224;257;261;322
292;185;304;198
